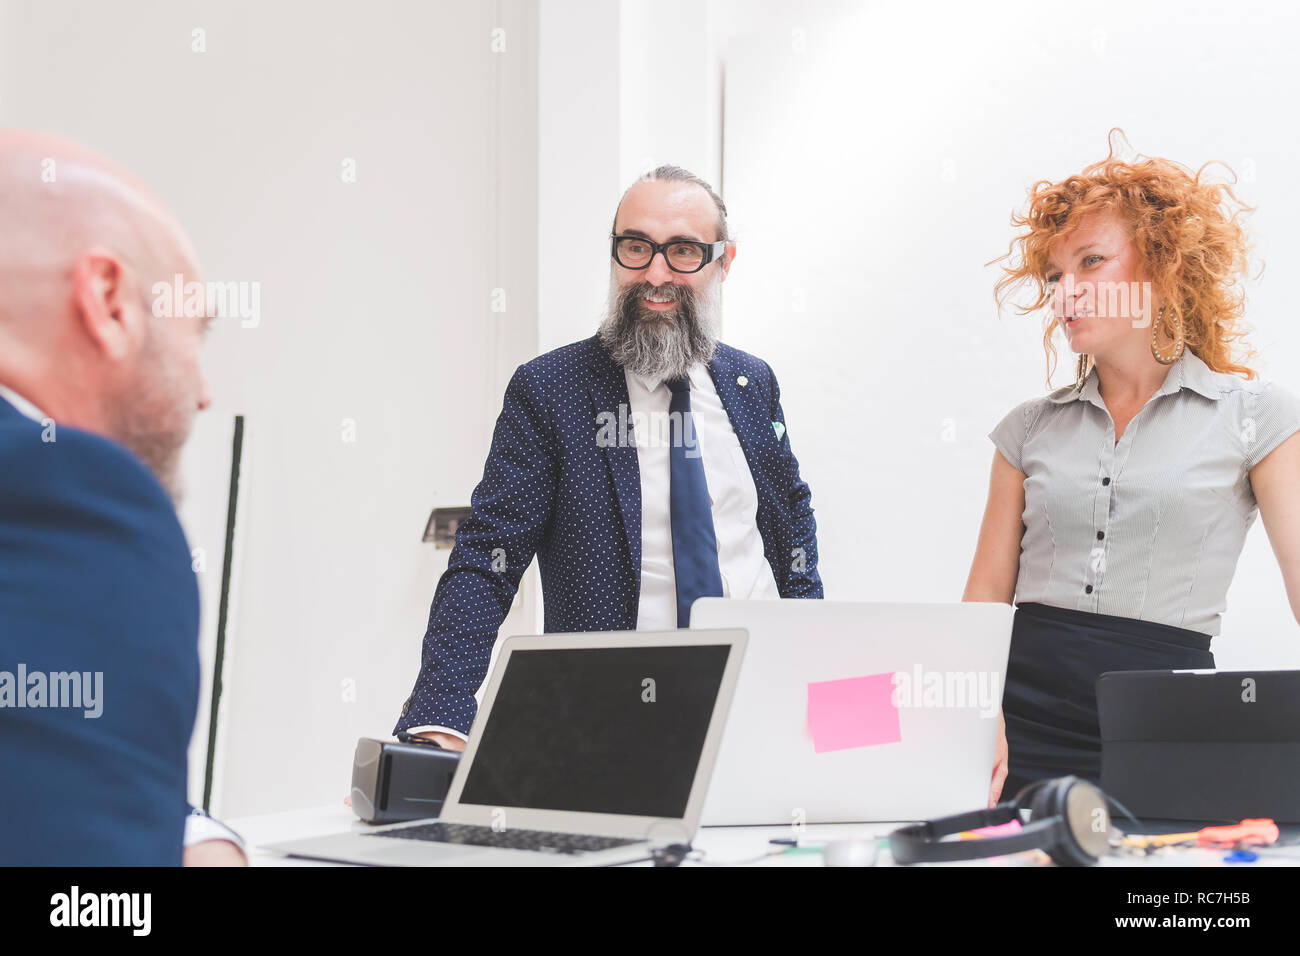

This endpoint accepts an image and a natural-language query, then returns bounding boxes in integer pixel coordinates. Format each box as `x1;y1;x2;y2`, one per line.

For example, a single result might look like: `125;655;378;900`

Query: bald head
0;129;211;499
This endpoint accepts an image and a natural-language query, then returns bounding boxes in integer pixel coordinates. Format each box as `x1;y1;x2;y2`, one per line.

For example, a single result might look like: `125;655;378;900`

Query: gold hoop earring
1151;306;1184;365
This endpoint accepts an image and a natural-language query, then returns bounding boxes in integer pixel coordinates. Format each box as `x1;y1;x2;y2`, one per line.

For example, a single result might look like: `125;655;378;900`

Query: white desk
226;805;1300;867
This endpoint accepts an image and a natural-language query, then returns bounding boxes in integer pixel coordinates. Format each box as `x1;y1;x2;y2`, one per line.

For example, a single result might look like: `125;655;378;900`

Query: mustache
619;280;692;309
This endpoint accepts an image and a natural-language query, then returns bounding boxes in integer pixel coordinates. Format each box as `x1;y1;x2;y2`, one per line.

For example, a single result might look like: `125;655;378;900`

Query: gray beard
597;278;720;382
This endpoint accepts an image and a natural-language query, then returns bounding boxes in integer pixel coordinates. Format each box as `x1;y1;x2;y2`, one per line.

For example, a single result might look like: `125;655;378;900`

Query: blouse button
1102;477;1111;486
1097;531;1105;540
1085;585;1094;594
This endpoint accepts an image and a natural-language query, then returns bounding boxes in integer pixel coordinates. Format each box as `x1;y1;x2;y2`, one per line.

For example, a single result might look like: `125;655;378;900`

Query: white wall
536;0;621;354
536;0;730;356
618;0;724;193
714;0;1300;666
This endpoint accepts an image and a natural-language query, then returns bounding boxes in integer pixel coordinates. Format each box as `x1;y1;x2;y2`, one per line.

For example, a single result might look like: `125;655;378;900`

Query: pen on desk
768;836;826;851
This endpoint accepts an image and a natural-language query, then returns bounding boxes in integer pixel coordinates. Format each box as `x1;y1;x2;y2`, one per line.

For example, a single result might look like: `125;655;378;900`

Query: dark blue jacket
0;395;199;865
395;336;821;735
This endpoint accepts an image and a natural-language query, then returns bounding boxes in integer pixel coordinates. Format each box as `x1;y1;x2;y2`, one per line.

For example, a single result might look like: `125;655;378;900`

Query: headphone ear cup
1038;777;1101;867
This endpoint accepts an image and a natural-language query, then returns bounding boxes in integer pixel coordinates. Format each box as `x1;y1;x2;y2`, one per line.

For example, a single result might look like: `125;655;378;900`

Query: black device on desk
1098;669;1300;823
350;736;461;824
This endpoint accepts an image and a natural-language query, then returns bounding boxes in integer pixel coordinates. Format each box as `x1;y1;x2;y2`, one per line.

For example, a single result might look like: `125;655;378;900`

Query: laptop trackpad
356;839;489;865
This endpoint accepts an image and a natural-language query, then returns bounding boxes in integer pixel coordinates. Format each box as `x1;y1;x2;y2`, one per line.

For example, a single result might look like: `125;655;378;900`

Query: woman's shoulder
1193;362;1300;466
992;392;1067;447
1206;366;1299;414
1020;385;1078;424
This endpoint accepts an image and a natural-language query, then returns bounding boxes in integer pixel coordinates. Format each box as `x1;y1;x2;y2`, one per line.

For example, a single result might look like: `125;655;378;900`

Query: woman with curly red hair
965;140;1300;805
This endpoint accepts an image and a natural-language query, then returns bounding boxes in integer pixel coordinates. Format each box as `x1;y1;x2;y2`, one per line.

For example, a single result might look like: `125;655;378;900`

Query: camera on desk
350;736;461;824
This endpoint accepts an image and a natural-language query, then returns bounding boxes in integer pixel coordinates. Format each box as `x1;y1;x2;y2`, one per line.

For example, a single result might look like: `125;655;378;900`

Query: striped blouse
989;348;1300;637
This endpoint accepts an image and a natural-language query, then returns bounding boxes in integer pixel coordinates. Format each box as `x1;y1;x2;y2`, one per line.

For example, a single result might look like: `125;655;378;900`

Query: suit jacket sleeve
395;363;556;735
765;360;823;598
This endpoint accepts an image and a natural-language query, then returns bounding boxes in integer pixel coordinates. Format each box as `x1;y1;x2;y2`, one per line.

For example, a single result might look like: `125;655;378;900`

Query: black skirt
1001;602;1214;800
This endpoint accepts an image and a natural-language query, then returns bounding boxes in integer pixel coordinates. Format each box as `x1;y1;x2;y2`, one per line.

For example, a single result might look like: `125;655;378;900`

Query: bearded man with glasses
395;165;822;748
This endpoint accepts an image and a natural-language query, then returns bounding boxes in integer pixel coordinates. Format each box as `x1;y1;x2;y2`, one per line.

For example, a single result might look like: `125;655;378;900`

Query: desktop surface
231;806;1300;868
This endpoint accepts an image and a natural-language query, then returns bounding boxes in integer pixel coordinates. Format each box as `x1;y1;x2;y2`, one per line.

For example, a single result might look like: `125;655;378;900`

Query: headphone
889;776;1116;866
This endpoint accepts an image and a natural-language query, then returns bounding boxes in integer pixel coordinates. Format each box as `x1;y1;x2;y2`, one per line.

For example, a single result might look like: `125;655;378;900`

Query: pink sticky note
806;673;902;753
962;819;1022;839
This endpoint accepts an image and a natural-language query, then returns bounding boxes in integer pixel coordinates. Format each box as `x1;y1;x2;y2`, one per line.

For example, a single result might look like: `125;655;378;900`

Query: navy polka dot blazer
395;334;821;735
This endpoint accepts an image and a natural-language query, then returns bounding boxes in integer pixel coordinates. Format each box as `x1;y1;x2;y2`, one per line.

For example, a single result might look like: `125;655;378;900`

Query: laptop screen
457;643;733;819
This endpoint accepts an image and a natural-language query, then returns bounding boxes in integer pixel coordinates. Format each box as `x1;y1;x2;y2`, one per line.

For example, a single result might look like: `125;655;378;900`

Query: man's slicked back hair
613;165;730;242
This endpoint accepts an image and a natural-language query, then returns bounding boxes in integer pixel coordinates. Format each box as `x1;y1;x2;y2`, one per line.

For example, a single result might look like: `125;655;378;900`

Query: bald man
0;129;238;865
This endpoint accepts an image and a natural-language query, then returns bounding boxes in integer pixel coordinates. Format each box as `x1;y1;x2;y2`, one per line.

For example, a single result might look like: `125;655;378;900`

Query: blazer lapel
584;337;643;578
708;346;783;525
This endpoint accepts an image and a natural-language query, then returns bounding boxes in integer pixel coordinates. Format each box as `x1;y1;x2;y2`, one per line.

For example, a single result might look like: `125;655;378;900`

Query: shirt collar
1047;349;1222;406
629;363;707;395
0;383;48;421
1175;348;1226;400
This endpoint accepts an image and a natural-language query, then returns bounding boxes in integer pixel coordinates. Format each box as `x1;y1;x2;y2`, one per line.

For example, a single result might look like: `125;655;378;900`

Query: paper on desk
806;673;902;753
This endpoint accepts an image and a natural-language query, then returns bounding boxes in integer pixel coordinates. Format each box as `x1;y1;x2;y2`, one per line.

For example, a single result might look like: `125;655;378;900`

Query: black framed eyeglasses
610;234;727;274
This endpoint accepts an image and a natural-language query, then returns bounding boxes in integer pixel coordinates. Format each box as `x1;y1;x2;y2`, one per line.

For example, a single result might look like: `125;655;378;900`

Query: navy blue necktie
666;376;723;627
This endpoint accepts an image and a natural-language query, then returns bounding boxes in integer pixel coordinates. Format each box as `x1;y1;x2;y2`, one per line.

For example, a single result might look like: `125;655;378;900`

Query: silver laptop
689;599;1013;825
267;628;747;866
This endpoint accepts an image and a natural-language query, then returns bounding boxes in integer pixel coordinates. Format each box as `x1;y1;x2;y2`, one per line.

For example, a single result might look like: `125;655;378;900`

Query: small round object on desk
822;838;877;867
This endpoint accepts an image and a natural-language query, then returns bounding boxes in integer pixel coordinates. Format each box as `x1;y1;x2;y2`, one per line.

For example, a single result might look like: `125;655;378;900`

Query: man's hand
988;711;1008;807
183;840;247;867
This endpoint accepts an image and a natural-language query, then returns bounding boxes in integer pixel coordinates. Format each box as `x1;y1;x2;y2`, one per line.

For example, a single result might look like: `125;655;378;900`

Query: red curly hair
994;132;1256;386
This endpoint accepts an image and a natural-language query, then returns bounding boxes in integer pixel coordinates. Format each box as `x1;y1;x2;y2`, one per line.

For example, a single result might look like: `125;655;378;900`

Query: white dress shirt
0;382;47;421
625;362;780;630
411;361;780;743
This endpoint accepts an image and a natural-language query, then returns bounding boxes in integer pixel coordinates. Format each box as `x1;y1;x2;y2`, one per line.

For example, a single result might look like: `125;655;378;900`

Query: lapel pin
737;375;748;387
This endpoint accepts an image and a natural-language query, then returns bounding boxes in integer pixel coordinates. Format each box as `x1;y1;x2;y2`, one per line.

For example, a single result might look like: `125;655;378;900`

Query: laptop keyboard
368;822;642;855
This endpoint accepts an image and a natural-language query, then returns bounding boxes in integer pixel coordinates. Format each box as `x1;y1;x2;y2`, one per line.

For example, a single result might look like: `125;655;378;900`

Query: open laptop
1099;668;1300;822
689;599;1013;825
267;628;747;866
